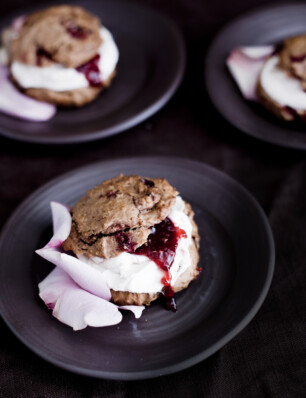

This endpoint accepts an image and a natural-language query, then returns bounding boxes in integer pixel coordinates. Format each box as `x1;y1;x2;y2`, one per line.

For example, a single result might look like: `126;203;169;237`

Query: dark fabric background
0;0;305;397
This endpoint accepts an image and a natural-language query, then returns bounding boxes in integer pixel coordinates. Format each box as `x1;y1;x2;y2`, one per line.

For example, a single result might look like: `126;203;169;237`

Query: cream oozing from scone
9;27;119;91
77;196;193;294
260;55;306;110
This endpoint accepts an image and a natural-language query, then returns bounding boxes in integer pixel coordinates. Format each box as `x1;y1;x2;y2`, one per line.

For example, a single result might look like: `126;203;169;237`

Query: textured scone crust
62;175;178;259
9;5;102;68
110;201;200;306
19;70;116;107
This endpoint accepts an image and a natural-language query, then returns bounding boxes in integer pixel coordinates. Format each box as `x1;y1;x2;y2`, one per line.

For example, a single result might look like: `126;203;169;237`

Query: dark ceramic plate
205;2;306;150
0;158;274;380
0;1;185;144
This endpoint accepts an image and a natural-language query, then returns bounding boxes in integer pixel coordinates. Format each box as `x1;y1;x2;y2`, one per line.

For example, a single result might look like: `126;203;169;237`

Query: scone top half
63;174;180;259
5;5;102;69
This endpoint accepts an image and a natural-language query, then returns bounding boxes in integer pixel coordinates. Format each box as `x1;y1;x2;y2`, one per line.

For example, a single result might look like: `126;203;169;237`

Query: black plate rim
0;157;275;380
0;0;186;145
205;1;306;150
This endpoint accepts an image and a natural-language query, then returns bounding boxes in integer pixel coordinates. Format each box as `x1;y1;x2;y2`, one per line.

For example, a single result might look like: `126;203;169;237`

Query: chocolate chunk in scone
62;175;178;259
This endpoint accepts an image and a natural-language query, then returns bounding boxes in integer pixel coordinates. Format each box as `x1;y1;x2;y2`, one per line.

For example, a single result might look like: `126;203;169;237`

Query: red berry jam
66;24;90;39
120;217;187;311
116;232;138;252
76;54;102;87
290;54;306;63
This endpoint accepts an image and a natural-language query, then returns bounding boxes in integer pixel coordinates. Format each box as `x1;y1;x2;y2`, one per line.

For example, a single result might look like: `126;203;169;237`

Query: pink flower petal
36;248;112;301
0;63;56;121
36;202;146;329
39;268;122;331
239;46;275;59
45;202;72;248
36;202;111;299
226;46;275;100
11;15;26;33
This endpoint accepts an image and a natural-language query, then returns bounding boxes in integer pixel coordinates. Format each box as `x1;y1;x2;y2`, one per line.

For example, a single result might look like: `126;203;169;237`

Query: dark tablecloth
0;0;305;397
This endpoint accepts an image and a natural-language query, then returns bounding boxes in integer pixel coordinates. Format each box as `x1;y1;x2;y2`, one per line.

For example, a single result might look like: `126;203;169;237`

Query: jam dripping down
76;54;102;87
118;217;187;311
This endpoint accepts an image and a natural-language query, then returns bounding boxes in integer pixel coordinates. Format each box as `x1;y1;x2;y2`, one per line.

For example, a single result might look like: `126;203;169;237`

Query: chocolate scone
1;5;119;107
63;175;201;308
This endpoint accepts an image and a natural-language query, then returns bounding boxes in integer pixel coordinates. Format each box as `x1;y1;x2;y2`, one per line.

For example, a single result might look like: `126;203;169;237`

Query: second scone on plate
1;5;119;107
62;175;200;310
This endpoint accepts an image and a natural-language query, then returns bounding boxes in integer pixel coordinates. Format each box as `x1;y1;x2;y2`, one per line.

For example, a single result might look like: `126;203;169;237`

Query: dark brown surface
0;0;305;397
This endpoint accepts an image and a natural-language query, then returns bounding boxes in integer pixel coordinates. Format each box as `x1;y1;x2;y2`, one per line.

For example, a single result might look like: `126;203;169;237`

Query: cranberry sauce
120;217;186;311
76;54;101;87
116;232;138;252
290;54;306;63
66;24;90;39
136;218;186;273
36;48;53;66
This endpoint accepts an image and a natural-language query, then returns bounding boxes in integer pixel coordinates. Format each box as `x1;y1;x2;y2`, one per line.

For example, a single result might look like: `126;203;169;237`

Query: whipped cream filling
78;196;194;294
10;26;119;92
260;55;306;110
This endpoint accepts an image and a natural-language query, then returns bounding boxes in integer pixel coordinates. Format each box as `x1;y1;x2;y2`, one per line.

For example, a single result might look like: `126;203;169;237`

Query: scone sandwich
227;34;306;122
36;175;201;330
1;5;119;108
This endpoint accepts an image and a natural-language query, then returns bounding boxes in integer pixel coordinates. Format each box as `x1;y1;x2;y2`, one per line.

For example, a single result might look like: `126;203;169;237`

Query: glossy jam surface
66;24;90;39
290;54;306;63
136;218;186;272
76;54;101;87
120;217;187;311
116;232;138;252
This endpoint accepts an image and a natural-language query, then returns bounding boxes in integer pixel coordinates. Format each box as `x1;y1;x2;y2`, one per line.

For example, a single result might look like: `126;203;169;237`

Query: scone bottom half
3;5;118;107
62;175;201;311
